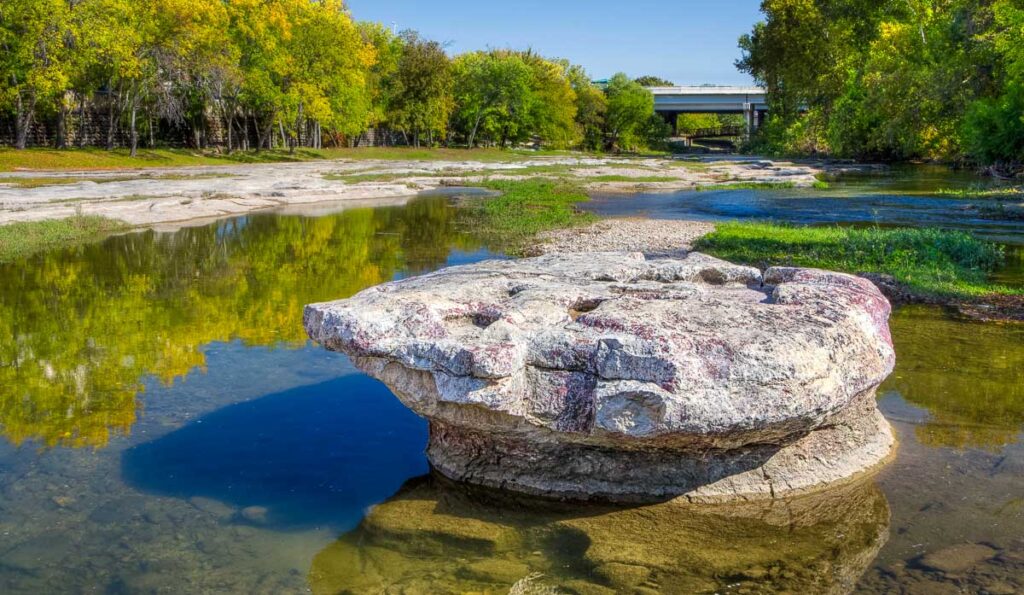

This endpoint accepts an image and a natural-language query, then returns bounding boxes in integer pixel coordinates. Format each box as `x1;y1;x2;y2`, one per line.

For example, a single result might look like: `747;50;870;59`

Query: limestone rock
305;251;897;501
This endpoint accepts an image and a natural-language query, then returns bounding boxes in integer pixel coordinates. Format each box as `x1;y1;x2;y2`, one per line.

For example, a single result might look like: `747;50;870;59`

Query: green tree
603;73;654;150
634;75;675;87
386;31;453;147
0;0;72;149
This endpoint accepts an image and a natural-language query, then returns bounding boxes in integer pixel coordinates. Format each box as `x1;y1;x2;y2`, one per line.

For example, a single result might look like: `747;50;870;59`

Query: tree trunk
78;94;88;148
468;110;484;148
14;92;35;150
225;109;233;153
254;113;264;152
56;98;68;149
129;101;138;157
105;83;117;150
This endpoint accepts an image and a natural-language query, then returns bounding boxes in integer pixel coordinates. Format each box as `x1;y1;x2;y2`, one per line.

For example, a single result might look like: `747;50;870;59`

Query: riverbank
0;152;827;229
534;218;1024;323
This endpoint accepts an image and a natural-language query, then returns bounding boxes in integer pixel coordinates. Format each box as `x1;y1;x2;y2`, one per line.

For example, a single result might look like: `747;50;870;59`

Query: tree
386;31;452;147
603;73;653;150
0;0;71;149
634;75;674;87
567;64;606;150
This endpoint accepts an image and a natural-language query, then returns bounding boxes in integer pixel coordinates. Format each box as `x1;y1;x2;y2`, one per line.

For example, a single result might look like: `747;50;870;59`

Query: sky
345;1;765;86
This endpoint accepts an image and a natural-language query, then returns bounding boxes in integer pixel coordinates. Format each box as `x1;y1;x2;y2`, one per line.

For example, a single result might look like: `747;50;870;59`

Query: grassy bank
0;147;598;173
0;216;128;263
694;221;1015;299
461;178;595;252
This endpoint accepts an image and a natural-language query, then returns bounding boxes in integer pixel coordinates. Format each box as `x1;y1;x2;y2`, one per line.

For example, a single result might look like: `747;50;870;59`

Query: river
0;169;1021;593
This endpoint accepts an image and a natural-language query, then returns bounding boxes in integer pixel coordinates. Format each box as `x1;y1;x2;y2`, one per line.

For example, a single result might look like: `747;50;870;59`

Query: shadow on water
121;374;429;531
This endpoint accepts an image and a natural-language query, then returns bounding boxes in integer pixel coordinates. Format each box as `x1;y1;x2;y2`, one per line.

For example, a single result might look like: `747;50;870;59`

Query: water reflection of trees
0;197;480;448
884;305;1024;450
309;474;890;594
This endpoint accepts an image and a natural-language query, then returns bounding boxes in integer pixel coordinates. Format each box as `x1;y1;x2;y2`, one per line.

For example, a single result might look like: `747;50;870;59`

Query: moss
693;221;1017;299
0;216;128;263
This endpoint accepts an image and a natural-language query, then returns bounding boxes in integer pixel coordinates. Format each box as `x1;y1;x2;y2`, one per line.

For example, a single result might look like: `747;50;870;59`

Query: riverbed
0;167;1022;593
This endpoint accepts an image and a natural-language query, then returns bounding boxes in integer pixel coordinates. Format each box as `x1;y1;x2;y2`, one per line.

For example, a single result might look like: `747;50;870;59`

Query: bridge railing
680;125;745;138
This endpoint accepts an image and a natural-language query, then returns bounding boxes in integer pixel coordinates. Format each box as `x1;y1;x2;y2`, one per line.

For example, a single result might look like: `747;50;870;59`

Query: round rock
304;251;896;502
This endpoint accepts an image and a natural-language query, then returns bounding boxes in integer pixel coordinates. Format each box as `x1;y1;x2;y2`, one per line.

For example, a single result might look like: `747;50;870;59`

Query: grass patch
460;178;595;252
587;175;678;183
325;163;606;184
0;172;233;188
0;147;601;173
936;186;1024;200
693;221;1016;299
0;216;128;263
694;181;798;191
812;180;830;189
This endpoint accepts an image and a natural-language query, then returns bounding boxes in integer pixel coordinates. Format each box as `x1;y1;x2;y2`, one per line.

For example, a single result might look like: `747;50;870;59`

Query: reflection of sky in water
0;183;1023;593
585;186;1024;245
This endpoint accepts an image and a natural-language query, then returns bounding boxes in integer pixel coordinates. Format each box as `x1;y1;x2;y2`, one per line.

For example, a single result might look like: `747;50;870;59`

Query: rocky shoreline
0;155;826;228
539;219;1024;324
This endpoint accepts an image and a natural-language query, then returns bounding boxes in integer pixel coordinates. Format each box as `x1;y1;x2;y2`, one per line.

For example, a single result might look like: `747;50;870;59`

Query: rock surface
305;251;897;501
527;217;715;257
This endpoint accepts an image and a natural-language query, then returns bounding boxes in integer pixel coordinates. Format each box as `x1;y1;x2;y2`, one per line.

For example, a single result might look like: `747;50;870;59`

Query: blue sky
346;1;765;85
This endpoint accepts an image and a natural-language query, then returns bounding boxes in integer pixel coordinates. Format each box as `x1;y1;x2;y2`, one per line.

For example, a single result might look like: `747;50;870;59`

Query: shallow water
0;173;1022;593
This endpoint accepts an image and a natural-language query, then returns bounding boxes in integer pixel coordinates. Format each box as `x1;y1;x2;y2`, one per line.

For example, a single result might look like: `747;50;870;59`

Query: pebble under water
0;177;1022;593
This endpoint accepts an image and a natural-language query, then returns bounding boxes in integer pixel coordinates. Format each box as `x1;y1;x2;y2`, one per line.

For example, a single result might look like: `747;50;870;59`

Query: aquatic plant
694;221;1014;299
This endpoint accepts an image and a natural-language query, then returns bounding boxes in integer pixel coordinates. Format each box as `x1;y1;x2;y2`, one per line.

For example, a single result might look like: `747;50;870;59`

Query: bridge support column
744;103;755;139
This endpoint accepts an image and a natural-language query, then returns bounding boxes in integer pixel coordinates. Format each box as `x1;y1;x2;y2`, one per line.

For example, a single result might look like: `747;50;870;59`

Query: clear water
0;175;1022;594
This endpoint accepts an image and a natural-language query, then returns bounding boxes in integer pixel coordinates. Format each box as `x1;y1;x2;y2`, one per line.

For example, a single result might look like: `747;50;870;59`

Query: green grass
325;163;625;184
0;172;234;188
694;181;798;191
693;221;1016;299
0;216;128;263
587;175;678;183
0;147;603;173
461;178;595;252
936;186;1024;200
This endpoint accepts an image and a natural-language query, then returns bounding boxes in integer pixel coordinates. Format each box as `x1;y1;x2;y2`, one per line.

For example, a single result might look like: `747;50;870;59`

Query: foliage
633;75;675;87
0;198;479;448
386;31;453;147
0;216;126;262
738;0;1024;165
451;50;580;149
0;1;660;154
694;221;1012;298
603;73;656;150
463;178;595;251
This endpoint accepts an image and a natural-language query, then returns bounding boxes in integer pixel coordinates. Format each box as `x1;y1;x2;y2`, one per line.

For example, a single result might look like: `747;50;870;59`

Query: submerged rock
308;475;891;594
305;251;896;502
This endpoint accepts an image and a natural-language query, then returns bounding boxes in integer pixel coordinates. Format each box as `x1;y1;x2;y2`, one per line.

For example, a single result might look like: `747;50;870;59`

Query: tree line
0;0;670;154
739;0;1024;170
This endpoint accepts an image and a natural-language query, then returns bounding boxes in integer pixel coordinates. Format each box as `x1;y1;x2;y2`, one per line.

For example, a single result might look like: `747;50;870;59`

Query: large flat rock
305;251;896;501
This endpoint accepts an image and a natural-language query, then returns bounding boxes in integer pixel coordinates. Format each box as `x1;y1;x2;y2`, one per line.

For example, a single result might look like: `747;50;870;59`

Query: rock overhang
304;251;897;501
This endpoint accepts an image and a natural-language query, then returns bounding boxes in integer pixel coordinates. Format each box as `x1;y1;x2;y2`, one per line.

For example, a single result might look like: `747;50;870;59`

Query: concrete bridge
646;86;768;135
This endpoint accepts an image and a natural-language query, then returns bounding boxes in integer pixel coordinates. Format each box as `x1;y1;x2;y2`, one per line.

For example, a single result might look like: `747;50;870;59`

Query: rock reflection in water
310;475;890;594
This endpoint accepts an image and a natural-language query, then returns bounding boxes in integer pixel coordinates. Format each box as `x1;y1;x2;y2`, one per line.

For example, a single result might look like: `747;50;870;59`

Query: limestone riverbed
0;154;825;227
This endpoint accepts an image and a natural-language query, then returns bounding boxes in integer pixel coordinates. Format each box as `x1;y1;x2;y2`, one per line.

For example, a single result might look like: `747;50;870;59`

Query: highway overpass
646;86;768;135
